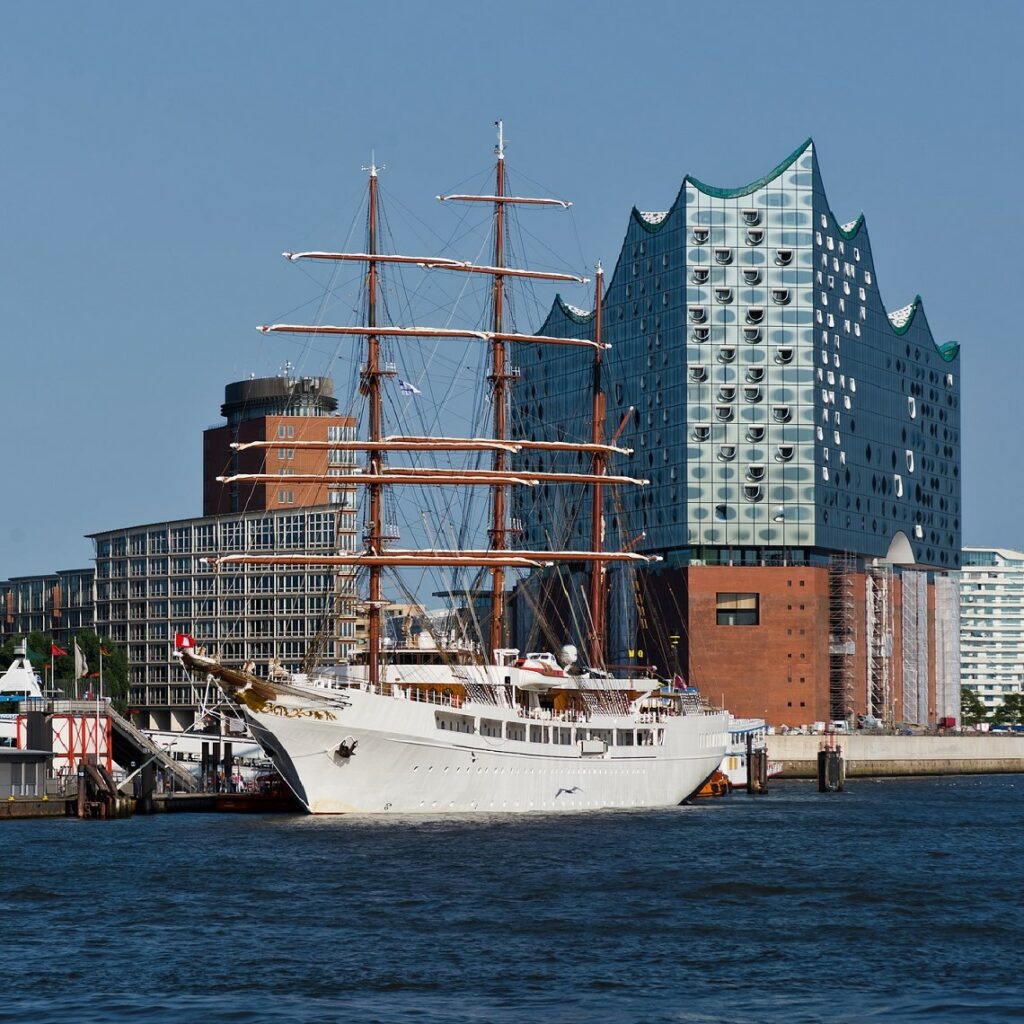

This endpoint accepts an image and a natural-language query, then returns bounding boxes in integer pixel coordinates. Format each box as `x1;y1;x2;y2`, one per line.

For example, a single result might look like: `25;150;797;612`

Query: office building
204;372;356;515
0;569;94;648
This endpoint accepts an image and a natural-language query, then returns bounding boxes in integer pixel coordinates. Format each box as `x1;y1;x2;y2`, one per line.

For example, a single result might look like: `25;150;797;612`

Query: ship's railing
349;678;722;720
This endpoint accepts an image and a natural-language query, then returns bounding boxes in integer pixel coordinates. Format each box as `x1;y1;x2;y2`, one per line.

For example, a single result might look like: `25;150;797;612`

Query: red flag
672;672;687;690
174;633;195;650
51;643;68;657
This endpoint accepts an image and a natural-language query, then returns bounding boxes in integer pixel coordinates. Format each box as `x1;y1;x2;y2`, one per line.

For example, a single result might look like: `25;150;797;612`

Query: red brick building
203;375;356;515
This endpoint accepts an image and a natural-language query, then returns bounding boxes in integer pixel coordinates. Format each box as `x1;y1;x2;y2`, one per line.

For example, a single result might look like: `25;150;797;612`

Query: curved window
746;426;766;442
692;266;710;284
775;444;795;462
906;449;915;473
714;504;729;521
746;366;765;383
717;385;736;402
693;227;710;244
743;483;764;502
746;228;764;246
714;247;732;265
746;307;765;324
717;347;736;363
688;365;707;383
772;405;792;423
775;249;793;266
894;474;904;498
742;208;760;226
908;396;917;419
717;445;736;462
774;347;794;364
743;385;762;403
743;326;761;343
822;466;830;481
688;305;707;323
693;325;711;342
771;288;791;305
692;425;711;441
742;268;761;285
746;464;766;482
715;405;734;422
715;287;733;304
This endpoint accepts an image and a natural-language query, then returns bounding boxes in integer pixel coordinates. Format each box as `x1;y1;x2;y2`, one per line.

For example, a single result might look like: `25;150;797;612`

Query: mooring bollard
817;745;845;792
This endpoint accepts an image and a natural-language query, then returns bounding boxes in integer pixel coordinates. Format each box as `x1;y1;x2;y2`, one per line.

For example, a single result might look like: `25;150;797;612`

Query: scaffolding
866;564;894;721
828;554;858;722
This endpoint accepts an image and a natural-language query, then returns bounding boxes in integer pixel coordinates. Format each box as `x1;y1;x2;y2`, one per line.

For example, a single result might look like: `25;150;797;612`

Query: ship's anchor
335;736;359;760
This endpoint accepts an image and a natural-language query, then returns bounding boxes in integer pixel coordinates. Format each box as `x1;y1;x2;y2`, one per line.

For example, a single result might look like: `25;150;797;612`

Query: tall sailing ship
182;124;728;814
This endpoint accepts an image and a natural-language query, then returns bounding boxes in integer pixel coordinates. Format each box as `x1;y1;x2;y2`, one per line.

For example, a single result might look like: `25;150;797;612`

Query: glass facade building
514;140;961;569
510;143;962;725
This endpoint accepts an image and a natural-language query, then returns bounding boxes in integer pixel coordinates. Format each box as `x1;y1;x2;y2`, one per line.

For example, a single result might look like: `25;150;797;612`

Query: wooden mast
488;120;508;660
365;160;383;688
588;263;606;669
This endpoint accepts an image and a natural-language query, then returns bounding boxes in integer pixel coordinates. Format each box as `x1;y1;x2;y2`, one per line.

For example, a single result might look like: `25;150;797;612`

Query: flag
74;641;89;680
174;633;195;650
672;672;687;691
397;378;422;397
51;643;68;657
100;646;112;657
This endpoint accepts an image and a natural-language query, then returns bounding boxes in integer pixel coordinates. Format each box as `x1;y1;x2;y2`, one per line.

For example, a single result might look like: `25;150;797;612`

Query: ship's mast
587;263;606;669
488;120;508;658
364;159;384;687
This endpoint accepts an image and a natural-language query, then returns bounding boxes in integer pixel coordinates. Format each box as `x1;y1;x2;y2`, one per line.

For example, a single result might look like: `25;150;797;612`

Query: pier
769;733;1024;778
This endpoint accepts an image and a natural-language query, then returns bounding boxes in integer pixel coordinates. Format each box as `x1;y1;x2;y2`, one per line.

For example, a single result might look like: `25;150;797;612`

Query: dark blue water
2;776;1022;1023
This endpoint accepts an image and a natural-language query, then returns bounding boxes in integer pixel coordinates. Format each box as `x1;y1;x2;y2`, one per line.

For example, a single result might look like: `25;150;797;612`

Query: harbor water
3;775;1021;1023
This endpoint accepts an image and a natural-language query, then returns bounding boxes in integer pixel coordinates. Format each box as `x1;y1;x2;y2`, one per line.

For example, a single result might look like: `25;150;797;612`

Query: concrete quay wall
767;734;1024;779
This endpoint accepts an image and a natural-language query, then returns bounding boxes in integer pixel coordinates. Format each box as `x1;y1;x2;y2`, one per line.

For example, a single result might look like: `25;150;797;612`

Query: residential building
513;139;962;727
960;547;1024;714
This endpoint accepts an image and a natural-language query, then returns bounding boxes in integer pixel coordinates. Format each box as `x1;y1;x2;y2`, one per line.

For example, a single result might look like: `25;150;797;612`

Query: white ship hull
240;683;728;815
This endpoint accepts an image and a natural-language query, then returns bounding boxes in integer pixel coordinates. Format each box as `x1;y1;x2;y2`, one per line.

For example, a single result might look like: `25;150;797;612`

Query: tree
72;630;129;711
0;630;128;710
960;687;987;727
999;692;1023;728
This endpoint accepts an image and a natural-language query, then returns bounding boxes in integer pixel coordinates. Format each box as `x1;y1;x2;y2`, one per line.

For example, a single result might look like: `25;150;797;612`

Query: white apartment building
960;547;1024;713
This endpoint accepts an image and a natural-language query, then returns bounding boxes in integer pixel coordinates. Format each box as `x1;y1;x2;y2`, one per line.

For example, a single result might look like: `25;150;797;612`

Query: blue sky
2;0;1020;577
